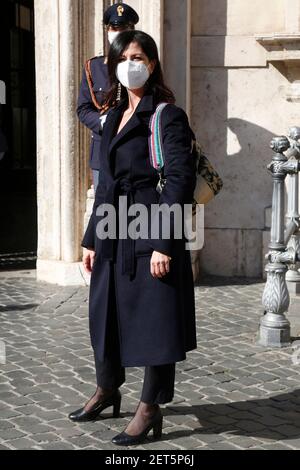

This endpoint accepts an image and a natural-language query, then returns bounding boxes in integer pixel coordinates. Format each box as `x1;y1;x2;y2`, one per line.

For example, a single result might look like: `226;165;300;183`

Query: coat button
99;87;102;91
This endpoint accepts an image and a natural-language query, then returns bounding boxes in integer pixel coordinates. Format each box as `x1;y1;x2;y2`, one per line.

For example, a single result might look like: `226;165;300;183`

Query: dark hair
103;30;175;110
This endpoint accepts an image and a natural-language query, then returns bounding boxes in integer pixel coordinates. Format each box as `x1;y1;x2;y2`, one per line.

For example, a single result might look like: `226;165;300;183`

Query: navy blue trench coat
82;91;197;367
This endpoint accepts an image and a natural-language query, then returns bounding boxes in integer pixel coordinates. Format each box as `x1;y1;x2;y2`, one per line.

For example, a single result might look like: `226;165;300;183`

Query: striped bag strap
148;102;169;172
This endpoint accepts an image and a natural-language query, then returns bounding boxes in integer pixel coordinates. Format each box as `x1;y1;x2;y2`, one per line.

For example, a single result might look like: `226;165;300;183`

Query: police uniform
76;3;139;190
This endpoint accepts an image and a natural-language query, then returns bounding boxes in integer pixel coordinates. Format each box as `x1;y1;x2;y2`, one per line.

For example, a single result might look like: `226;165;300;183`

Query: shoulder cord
84;59;109;115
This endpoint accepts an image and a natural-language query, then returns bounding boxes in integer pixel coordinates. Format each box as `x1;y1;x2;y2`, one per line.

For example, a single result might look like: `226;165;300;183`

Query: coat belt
101;177;155;277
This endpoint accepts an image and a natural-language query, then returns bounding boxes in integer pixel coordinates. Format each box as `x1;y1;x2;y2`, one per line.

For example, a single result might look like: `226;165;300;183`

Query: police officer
77;3;139;190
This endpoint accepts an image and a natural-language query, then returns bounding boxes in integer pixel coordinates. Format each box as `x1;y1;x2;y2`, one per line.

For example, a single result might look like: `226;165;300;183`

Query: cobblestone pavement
1;270;300;450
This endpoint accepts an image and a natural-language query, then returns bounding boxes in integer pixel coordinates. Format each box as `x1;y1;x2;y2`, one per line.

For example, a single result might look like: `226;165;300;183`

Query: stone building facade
33;0;300;285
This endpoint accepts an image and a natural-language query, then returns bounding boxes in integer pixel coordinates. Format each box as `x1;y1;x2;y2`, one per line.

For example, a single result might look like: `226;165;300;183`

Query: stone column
35;0;96;285
163;0;191;114
94;0;105;56
124;0;164;55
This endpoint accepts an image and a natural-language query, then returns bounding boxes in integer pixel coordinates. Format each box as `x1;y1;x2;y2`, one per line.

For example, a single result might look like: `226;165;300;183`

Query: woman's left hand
150;251;172;278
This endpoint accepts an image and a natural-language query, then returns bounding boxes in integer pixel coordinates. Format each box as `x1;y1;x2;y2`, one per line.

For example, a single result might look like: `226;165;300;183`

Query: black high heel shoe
111;408;163;446
68;389;121;422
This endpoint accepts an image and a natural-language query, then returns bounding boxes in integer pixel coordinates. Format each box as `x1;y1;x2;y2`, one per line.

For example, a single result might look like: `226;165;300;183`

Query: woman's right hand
83;248;96;274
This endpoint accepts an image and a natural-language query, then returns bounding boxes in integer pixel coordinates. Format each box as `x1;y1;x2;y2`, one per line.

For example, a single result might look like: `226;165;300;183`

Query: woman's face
119;41;156;75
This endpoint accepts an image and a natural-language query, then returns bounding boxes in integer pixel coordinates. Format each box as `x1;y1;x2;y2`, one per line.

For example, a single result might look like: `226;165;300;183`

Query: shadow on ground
164;390;300;442
0;304;39;312
195;275;265;288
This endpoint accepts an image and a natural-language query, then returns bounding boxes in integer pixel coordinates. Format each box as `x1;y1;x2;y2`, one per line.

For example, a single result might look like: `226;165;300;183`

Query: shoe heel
153;417;163;439
113;394;121;418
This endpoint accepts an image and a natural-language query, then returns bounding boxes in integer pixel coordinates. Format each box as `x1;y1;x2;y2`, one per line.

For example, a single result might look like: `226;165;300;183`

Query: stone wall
190;0;300;278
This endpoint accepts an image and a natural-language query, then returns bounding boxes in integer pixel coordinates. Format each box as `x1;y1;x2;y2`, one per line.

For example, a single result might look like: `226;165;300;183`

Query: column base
36;259;90;286
257;322;291;348
286;279;300;295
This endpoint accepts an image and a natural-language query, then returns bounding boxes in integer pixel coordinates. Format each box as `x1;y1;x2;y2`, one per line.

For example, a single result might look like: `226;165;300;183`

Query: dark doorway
0;0;37;270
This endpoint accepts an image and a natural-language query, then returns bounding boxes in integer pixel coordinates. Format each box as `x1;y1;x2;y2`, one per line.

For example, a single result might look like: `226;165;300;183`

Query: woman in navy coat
69;30;197;446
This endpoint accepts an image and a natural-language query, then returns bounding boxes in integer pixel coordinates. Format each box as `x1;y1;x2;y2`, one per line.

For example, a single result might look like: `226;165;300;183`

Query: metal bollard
258;135;300;347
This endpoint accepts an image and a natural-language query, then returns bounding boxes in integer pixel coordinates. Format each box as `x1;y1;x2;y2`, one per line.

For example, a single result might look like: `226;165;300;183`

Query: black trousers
94;353;175;404
93;262;176;405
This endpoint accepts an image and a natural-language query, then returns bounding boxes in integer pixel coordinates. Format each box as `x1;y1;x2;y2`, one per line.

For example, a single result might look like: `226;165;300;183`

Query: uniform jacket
82;91;198;367
77;56;109;170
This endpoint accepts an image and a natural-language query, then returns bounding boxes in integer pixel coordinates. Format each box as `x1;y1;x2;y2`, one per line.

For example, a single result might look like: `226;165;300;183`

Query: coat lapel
109;113;141;154
109;94;155;150
102;93;156;178
100;100;125;177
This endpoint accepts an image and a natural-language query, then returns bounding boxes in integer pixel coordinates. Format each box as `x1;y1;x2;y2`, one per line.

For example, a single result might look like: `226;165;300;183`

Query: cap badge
117;5;124;17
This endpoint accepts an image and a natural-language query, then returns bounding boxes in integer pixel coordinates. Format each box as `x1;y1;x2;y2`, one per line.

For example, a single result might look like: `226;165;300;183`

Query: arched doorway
0;0;36;270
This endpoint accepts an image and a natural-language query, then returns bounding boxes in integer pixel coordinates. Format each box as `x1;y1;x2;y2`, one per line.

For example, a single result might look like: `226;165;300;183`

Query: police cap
103;3;139;26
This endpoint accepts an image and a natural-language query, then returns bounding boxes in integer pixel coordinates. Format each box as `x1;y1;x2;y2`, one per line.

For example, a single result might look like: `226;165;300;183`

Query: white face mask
108;31;120;44
116;60;150;90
